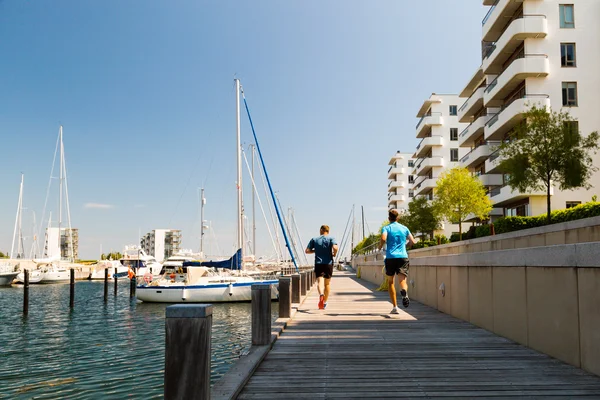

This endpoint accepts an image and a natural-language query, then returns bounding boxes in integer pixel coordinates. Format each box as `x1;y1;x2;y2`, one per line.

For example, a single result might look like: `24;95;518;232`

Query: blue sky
0;1;485;260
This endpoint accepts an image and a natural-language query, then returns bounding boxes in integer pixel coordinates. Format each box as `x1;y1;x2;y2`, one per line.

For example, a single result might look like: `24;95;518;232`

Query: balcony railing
483;15;547;61
485;53;547;96
415;112;442;131
490;187;502;197
459;140;502;163
482;0;500;26
485;94;549;128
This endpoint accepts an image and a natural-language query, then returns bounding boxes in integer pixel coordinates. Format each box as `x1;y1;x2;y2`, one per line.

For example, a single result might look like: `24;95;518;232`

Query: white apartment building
387;151;415;212
413;94;469;238
140;229;182;262
458;0;600;218
44;227;79;261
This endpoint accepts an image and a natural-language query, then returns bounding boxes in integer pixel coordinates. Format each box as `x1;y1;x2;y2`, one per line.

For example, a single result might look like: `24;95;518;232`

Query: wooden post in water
165;304;212;400
291;274;300;303
103;268;108;302
300;272;307;297
130;277;136;298
114;269;118;296
23;269;29;316
252;284;271;345
278;277;292;318
69;269;75;309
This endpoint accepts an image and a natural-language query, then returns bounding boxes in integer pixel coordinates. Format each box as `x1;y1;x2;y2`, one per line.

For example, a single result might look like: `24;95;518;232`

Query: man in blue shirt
378;209;416;314
305;225;338;310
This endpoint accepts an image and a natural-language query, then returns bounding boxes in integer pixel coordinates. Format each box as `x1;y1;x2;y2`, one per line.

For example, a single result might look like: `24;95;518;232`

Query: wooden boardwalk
238;271;600;399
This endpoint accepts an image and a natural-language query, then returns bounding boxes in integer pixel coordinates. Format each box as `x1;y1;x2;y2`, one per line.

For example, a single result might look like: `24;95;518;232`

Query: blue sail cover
183;248;242;270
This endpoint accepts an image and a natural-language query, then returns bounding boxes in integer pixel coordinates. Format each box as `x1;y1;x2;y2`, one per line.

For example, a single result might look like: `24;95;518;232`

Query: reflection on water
0;281;276;399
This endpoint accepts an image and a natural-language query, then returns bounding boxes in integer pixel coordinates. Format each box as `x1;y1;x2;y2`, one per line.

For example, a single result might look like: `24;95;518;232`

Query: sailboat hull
136;280;279;303
0;273;19;286
15;268;71;284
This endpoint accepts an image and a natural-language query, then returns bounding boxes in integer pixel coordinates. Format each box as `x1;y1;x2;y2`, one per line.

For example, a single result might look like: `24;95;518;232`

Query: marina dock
226;271;600;399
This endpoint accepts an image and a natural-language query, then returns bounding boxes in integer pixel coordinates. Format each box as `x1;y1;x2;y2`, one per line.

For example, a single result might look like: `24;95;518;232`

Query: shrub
449;233;461;242
411;240;437;250
434;234;450;245
475;225;491;238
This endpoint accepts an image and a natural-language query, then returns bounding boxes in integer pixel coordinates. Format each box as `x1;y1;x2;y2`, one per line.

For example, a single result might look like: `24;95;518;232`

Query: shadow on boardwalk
238;271;600;399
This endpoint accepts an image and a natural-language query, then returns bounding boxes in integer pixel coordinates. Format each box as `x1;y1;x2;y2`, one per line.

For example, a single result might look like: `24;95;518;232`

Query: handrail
416;112;442;131
483;15;547;59
459;85;487;113
460;140;502;163
485;94;549;128
482;0;499;26
484;54;548;94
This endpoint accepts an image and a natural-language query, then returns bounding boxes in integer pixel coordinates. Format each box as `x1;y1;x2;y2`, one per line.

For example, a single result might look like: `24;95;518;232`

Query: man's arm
305;238;315;254
406;233;416;249
305;248;314;254
332;244;339;257
378;231;387;251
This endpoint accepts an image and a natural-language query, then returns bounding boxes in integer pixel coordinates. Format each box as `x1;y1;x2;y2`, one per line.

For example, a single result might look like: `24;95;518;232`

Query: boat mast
10;174;24;259
200;187;206;256
235;78;243;253
251;144;256;256
61;127;75;262
59;126;63;257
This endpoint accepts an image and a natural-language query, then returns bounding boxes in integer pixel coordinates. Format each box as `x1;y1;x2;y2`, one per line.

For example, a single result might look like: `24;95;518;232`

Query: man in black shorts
378;209;416;314
305;225;338;310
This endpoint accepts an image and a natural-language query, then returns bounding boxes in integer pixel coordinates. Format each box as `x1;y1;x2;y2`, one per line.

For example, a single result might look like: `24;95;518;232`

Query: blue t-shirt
307;235;337;265
381;222;411;259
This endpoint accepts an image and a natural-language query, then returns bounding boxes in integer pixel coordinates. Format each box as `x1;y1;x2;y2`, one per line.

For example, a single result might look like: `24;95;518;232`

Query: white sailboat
118;245;162;278
16;126;77;284
0;262;20;286
136;79;280;303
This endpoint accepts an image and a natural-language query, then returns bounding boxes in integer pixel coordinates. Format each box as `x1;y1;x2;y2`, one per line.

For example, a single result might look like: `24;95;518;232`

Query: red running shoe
318;295;324;310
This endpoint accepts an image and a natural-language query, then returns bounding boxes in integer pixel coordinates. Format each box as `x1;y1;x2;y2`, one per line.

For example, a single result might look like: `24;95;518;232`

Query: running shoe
390;307;400;314
323;302;328;309
400;289;410;308
318;295;324;310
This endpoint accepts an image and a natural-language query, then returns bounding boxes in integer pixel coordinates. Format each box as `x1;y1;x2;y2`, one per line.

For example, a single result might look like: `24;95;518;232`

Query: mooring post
278;277;292;318
165;304;212;400
23;269;29;316
104;268;108;302
252;284;272;346
300;272;307;297
291;274;300;303
130;276;136;298
70;268;75;309
114;269;118;296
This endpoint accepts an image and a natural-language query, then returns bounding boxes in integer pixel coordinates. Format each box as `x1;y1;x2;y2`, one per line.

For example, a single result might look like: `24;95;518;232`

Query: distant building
387;151;415;213
45;227;79;261
140;229;182;262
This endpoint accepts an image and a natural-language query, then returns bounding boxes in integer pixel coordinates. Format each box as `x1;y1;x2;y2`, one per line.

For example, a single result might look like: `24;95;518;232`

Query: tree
433;167;493;240
498;106;599;223
0;251;6;258
405;196;440;240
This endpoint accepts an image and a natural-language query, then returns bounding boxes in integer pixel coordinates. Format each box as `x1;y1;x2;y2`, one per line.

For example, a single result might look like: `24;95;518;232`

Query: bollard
130;277;136;298
165;304;212;400
114;269;118;296
278;277;292;318
70;269;75;309
104;268;108;302
291;274;300;303
23;269;29;316
300;272;307;296
311;270;315;286
252;284;272;346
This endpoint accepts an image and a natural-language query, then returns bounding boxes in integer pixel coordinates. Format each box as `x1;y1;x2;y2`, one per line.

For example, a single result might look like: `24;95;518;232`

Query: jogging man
305;225;338;310
378;209;415;314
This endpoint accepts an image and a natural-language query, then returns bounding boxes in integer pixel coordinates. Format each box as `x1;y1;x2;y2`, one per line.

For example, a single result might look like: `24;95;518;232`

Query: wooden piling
165;304;212;400
291;274;300;303
23;269;29;316
114;269;118;296
278;277;292;318
130;277;136;298
104;268;108;302
252;284;272;346
69;269;75;309
300;272;307;297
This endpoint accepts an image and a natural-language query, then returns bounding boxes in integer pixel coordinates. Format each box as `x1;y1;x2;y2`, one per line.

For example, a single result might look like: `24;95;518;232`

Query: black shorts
384;258;409;277
315;263;334;279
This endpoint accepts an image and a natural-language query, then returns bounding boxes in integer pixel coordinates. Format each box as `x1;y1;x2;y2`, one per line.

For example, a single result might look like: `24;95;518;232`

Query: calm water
0;281;277;399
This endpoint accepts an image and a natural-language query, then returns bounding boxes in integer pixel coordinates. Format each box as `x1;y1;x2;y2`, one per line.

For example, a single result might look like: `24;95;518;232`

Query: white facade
387;151;415;212
459;0;600;218
412;94;469;238
141;229;182;262
44;227;79;260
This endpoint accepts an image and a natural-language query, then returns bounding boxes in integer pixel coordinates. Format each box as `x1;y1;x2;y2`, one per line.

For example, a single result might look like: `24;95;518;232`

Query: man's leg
387;275;397;308
398;273;409;307
323;277;331;303
317;275;323;296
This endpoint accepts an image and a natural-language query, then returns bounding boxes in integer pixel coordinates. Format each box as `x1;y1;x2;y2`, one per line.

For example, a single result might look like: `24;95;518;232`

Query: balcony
458;86;486;123
414;135;444;158
482;0;528;42
484;55;549;107
413;178;437;196
387;180;406;192
415;156;445;176
483;16;548;74
459;114;489;148
489;185;552;207
416;113;443;138
460;141;501;169
478;173;503;187
387;166;405;179
485;150;502;173
388;194;406;203
485;95;550;141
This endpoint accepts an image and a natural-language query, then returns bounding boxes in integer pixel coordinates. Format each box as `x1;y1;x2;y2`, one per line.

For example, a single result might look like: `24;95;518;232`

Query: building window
408;175;414;184
561;43;576;67
559;4;575;28
450;148;459;162
449;105;457;116
565;121;579;138
566;201;581;209
408;189;414;198
408;160;414;168
562;82;578;106
506;203;529;217
450;128;458;141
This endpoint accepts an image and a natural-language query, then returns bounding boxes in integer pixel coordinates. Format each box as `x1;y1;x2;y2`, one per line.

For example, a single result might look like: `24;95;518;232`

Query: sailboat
16;126;77;284
136;79;284;303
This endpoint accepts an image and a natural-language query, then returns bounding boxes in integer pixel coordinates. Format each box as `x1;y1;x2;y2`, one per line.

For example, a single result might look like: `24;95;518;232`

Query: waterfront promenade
234;271;600;399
